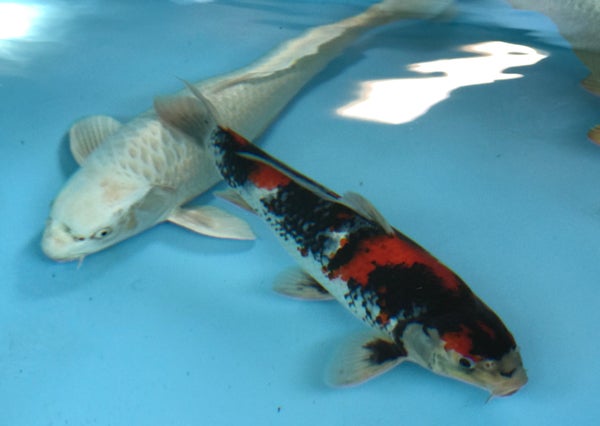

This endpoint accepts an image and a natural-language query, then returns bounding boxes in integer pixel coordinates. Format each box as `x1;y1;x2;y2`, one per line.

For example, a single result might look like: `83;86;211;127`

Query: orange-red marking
442;326;480;359
330;235;460;290
249;163;291;190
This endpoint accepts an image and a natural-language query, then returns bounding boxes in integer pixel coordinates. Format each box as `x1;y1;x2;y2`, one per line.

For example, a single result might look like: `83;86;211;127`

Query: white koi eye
459;357;475;369
92;227;113;239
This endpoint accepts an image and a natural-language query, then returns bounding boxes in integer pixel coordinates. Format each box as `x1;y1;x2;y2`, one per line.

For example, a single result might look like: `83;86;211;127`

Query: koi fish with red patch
154;89;528;398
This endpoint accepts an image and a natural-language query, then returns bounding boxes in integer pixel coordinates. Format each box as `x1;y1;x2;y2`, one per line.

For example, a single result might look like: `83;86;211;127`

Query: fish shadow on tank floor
57;133;78;179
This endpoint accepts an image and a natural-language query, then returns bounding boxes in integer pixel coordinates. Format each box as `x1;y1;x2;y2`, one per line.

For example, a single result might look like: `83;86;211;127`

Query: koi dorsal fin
340;191;394;235
69;115;122;165
154;81;218;144
236;149;341;202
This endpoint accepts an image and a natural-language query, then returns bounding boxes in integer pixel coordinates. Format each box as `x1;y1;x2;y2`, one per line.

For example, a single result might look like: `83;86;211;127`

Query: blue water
2;0;599;424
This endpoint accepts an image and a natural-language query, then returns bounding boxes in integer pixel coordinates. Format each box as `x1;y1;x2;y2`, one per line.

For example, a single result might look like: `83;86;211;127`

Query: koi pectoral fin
69;115;122;165
168;205;256;240
273;268;334;301
327;335;407;387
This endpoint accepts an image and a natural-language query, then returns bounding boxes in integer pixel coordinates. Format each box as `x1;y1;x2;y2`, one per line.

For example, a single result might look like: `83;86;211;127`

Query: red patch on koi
249;163;291;190
442;326;480;359
330;235;459;290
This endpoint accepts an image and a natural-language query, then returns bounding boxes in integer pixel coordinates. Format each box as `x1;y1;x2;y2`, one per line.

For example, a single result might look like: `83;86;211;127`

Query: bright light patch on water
337;41;548;125
0;1;85;75
0;3;41;40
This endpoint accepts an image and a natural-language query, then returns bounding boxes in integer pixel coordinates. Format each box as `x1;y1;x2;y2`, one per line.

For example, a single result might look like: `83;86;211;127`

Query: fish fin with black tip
273;268;334;301
327;334;406;387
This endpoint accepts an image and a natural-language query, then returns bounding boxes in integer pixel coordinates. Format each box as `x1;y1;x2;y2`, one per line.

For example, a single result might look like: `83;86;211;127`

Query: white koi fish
42;0;454;262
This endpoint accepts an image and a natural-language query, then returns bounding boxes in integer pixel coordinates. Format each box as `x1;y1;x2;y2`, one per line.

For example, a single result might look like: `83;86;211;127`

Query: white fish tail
195;0;454;141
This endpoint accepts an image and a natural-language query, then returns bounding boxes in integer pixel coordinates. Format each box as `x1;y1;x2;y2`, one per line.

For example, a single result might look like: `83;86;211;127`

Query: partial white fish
506;0;600;143
42;0;454;262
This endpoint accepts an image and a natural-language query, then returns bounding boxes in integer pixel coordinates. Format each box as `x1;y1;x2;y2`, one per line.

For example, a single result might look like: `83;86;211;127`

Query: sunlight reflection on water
337;41;548;125
0;1;91;75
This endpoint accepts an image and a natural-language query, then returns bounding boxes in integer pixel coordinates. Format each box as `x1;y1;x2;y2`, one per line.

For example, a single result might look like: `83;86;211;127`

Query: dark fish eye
459;357;475;369
92;227;112;239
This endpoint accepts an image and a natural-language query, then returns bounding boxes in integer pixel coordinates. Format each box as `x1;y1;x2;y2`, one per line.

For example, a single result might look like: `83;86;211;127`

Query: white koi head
42;166;175;262
403;319;528;397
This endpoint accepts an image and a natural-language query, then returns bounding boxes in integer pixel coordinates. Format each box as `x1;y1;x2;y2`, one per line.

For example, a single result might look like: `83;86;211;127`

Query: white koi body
42;0;453;262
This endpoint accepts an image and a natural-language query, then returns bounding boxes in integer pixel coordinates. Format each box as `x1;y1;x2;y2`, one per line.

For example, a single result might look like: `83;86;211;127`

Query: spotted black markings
212;128;251;189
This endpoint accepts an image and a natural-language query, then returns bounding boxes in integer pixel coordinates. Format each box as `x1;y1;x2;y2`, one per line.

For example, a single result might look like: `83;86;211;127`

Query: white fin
273;268;334;301
153;90;217;144
327;334;406;387
69;115;122;165
214;188;255;213
168;205;255;240
340;192;394;235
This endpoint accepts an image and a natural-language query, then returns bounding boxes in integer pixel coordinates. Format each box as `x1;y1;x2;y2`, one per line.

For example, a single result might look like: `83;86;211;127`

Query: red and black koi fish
154;90;527;398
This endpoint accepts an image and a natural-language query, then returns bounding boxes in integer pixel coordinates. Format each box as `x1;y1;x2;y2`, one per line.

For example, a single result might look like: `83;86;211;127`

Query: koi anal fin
327;335;407;387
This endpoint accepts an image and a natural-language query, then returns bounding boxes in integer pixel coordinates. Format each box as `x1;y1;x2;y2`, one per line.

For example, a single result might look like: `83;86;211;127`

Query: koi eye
459;357;475;369
92;227;112;239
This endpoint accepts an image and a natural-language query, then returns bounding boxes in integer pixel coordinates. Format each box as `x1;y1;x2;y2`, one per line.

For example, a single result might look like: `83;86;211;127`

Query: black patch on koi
364;339;407;364
212;129;253;188
420;296;517;360
327;227;381;272
262;184;359;261
363;263;454;319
